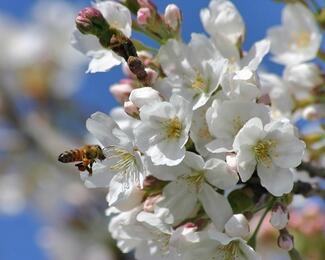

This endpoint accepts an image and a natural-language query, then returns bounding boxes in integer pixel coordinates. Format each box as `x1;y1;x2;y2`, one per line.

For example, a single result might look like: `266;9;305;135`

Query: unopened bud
109;81;134;103
270;203;289;230
145;68;158;84
137;7;151;25
124;101;139;118
164;4;181;31
137;0;156;11
143;194;162;212
277;229;294;251
75;7;107;35
129;87;162;108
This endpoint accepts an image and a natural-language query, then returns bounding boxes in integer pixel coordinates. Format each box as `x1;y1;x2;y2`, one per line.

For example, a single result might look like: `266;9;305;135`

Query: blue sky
0;0;286;259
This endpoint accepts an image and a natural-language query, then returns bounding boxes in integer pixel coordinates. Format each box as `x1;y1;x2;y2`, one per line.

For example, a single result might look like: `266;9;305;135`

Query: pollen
164;117;183;139
291;31;310;49
192;74;206;90
253;139;276;165
185;171;205;192
215;241;241;260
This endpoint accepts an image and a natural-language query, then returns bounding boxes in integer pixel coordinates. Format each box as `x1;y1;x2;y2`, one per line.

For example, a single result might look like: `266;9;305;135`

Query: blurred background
0;0;323;259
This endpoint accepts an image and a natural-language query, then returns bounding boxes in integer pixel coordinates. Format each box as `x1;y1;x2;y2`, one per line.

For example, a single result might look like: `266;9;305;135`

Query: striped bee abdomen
58;149;84;163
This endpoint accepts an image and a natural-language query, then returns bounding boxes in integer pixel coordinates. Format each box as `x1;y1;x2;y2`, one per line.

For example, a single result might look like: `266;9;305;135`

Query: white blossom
267;3;321;65
82;112;146;209
200;0;245;45
157;34;227;110
233;117;305;196
206;100;270;153
146;152;237;229
134;95;192;166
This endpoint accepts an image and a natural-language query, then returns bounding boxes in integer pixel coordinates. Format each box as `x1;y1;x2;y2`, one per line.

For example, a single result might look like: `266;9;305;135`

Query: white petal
149;139;186;166
206;139;233;153
107;174;144;211
271;133;305;168
183;152;205;171
233;117;265;150
71;29;102;55
136;211;172;234
81;163;113;188
257;163;294;196
158;181;198;224
95;1;132;37
236;145;256;182
86;50;122;73
224;214;250;238
240;39;270;71
204;159;239;189
144;156;189;181
129;87;162;108
198;183;233;231
86;111;120;146
238;241;261;260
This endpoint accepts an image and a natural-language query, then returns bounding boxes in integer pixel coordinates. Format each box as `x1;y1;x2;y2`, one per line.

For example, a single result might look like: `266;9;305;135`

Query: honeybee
58;145;106;175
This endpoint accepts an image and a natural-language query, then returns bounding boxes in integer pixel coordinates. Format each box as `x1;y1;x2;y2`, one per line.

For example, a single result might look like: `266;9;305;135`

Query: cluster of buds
75;5;152;85
134;0;182;40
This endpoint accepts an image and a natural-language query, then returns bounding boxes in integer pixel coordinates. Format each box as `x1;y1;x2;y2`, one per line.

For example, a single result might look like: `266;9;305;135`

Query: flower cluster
69;0;324;259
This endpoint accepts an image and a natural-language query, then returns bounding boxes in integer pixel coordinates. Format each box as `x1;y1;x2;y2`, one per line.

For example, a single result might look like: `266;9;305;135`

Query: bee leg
75;162;86;172
87;161;94;176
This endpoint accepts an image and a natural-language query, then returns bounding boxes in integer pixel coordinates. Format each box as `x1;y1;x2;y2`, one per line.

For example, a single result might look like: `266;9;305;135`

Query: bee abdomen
58;149;83;163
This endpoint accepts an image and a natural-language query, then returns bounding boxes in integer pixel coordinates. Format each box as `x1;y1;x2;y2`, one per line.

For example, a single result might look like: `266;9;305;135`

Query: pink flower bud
164;4;181;30
270;203;289;230
277;230;294;251
145;68;158;84
109;82;134;103
137;0;156;10
124;101;139;117
137;7;151;25
143;194;162;212
75;7;105;35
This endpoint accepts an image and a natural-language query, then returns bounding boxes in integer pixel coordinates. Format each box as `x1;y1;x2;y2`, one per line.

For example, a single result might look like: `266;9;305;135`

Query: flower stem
289;248;303;260
248;197;276;249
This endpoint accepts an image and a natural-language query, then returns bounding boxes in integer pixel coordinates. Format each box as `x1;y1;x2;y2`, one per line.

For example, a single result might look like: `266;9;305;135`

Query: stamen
164;117;183;139
253;140;276;166
291;31;310;49
104;146;140;187
215;241;241;260
184;171;205;192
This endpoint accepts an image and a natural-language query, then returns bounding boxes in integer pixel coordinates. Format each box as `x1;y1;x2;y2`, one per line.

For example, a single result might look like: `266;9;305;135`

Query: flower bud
270;203;289;230
137;0;156;11
124;101;139;118
129;87;162;108
225;214;250;238
75;7;107;36
143;194;162;212
137;7;151;25
277;230;294;251
109;81;134;103
164;4;181;31
145;68;158;84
